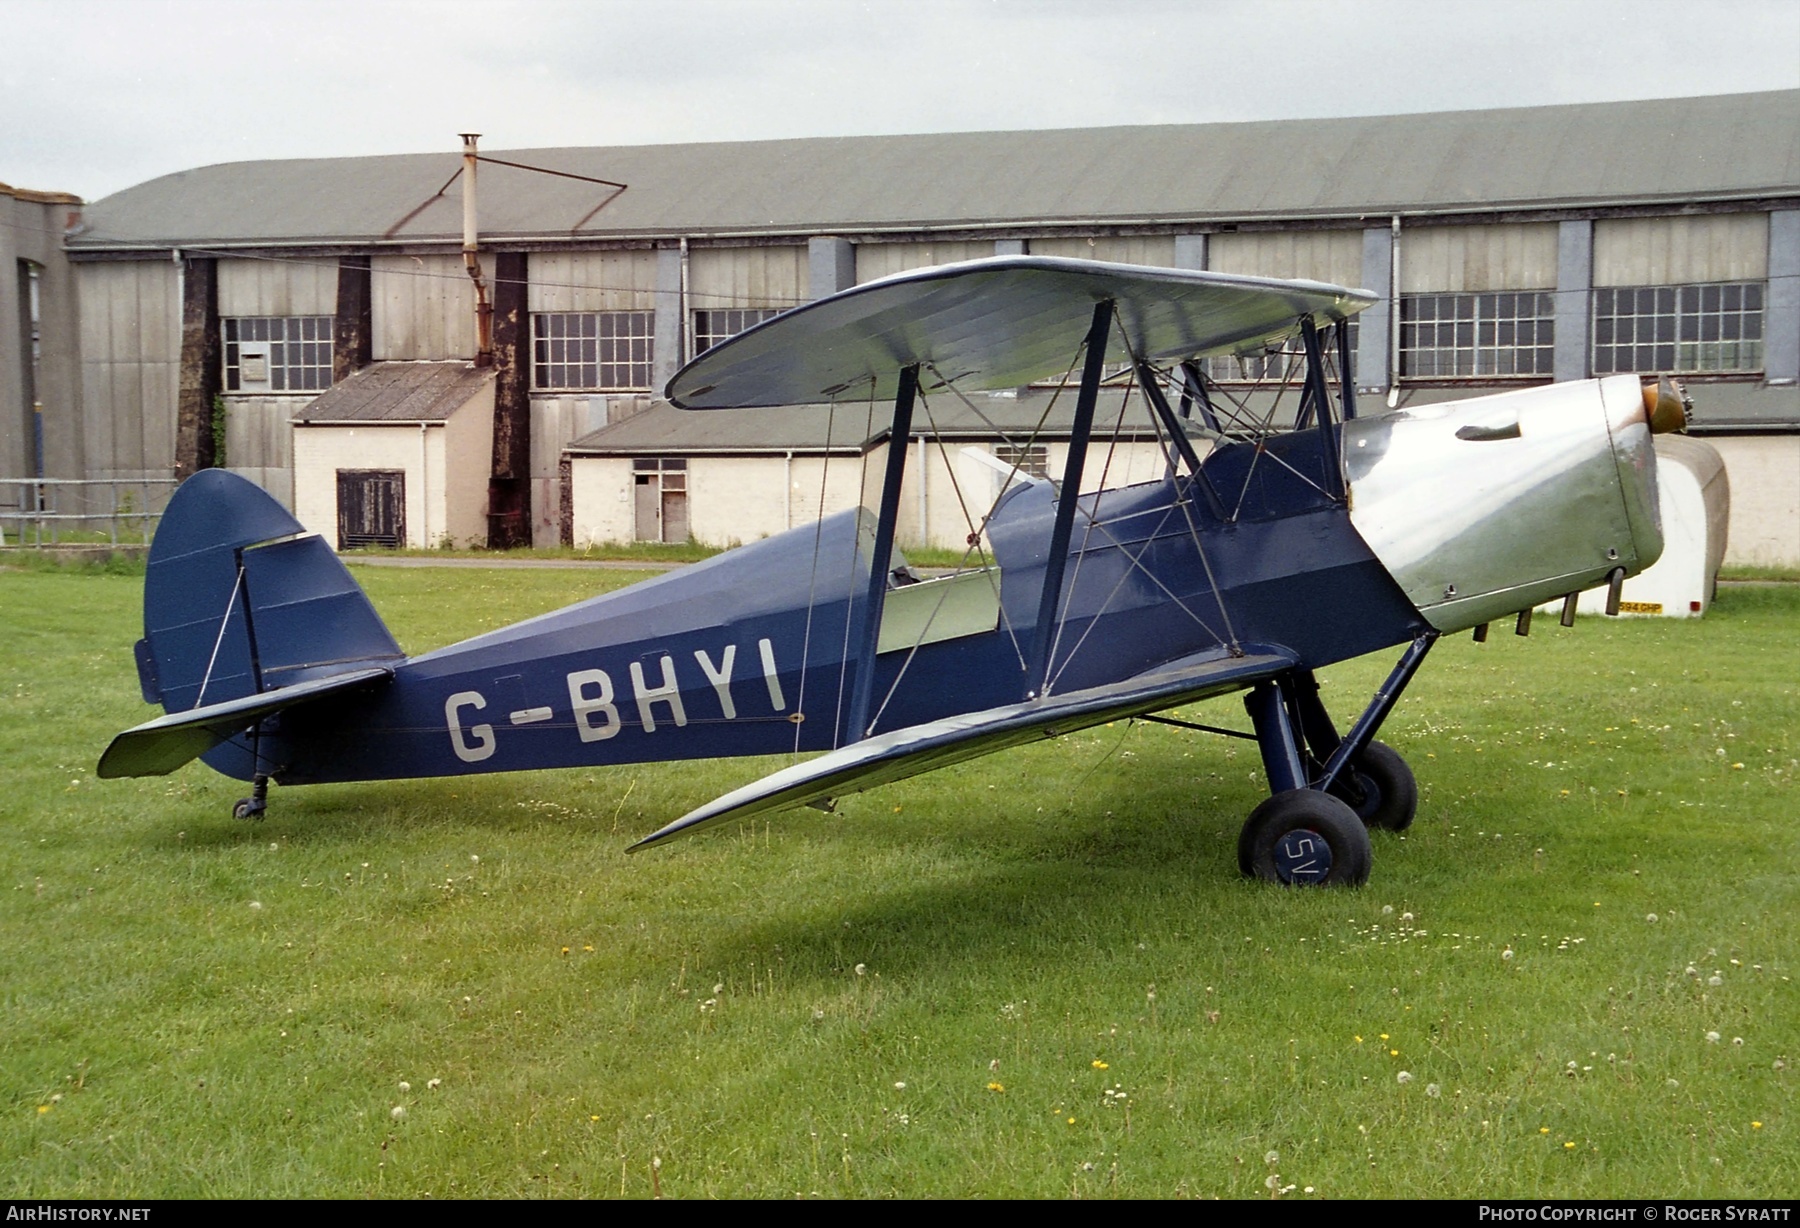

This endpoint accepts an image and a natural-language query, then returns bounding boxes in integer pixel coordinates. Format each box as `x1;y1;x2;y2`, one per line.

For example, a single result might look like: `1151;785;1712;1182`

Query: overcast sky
3;0;1797;202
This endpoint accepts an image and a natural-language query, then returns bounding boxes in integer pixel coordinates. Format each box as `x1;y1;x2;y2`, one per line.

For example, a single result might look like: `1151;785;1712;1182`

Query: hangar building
17;89;1800;560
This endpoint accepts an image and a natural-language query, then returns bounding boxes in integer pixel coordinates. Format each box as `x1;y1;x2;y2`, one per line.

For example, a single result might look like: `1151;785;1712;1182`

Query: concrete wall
1400;222;1559;292
854;240;992;284
1029;236;1177;267
1;190;83;484
294;423;438;548
528;250;660;312
689;245;808;316
77;260;180;480
1593;213;1769;286
568;439;1173;552
1210;230;1363;286
1705;435;1800;567
442;388;496;548
217;257;337;317
372;253;495;361
223;395;308;507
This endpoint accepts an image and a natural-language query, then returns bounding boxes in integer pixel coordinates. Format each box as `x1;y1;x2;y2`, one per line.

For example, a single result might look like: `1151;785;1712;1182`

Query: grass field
1;564;1794;1198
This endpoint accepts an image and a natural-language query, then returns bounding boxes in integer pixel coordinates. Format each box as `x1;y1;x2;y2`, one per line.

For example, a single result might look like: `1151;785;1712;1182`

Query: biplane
99;256;1685;886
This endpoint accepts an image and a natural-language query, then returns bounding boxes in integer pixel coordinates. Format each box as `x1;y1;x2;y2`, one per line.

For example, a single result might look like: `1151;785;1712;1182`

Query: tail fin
133;470;403;749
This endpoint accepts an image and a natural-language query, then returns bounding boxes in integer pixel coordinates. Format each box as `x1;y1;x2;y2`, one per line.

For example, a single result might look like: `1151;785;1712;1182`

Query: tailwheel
232;775;269;821
1237;789;1371;887
1329;740;1417;832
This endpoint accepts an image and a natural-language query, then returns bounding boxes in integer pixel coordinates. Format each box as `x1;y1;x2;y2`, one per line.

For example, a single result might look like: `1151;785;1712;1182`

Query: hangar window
533;311;655;391
993;443;1050;480
223;317;334;392
1399;292;1555;379
1592;283;1764;375
693;308;781;355
1203;320;1359;383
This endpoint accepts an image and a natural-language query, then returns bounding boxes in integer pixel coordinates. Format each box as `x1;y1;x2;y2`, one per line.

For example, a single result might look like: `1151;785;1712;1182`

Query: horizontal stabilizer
97;666;393;779
629;646;1297;851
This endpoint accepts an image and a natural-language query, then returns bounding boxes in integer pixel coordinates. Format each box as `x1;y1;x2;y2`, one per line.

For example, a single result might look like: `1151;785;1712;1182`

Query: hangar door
633;458;688;544
337;469;405;549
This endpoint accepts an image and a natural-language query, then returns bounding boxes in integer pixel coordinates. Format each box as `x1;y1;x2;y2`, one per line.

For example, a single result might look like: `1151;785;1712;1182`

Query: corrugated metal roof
73;91;1800;251
568;390;1163;454
294;361;493;423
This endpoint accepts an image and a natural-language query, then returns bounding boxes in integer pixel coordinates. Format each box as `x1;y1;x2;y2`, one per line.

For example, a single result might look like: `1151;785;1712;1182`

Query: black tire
1237;789;1372;887
1329;740;1417;832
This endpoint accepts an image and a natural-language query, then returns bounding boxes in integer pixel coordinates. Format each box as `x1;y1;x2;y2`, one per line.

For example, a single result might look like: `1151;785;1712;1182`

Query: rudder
137;470;404;721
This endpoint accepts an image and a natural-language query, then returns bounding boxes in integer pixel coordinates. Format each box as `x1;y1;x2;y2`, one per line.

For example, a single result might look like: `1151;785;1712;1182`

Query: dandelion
1564;1141;1576;1149
1733;1037;1744;1046
1646;914;1658;923
1396;1071;1413;1085
987;1082;1005;1093
269;842;279;851
1502;947;1514;961
1668;1079;1680;1088
1265;1175;1279;1190
1539;1127;1551;1134
1092;1060;1109;1070
1265;1150;1279;1165
36;1105;49;1114
469;855;480;864
1752;1122;1763;1129
811;1009;825;1022
390;1105;406;1121
427;1079;441;1090
894;1081;906;1090
1382;905;1393;915
1707;1031;1721;1043
1354;1035;1363;1044
1067;1117;1075;1125
249;901;262;911
713;983;724;994
1426;1083;1442;1098
854;964;867;977
561;946;570;955
398;1081;411;1093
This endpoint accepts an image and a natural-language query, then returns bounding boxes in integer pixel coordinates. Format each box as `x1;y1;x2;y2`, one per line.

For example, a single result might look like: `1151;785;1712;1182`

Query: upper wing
96;666;393;779
629;645;1297;850
666;255;1375;410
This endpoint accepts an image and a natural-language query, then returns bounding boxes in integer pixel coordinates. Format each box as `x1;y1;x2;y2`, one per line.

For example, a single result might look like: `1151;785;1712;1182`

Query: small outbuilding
292;362;494;549
562;391;1174;551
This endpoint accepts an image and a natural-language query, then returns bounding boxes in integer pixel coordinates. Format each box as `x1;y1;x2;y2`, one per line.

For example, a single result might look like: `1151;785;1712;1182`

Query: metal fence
0;478;179;547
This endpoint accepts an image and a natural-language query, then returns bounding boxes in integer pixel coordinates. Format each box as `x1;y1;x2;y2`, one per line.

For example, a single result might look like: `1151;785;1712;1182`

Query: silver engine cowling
1344;374;1667;633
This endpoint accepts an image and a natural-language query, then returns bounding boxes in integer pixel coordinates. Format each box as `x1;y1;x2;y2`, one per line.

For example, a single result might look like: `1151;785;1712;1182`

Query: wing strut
844;364;919;742
1134;357;1228;521
1024;299;1113;700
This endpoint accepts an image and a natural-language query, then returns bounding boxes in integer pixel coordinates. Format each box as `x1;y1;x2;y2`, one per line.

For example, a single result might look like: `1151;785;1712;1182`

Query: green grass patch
1719;566;1800;584
2;569;1794;1196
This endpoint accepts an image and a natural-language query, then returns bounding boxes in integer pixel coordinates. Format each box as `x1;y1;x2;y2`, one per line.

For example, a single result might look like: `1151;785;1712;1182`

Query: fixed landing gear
1238;789;1371;885
1233;635;1436;887
1329;740;1417;832
233;775;269;821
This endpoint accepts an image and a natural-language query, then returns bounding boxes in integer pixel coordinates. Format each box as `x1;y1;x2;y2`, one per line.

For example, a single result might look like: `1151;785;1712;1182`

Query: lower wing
630;645;1298;850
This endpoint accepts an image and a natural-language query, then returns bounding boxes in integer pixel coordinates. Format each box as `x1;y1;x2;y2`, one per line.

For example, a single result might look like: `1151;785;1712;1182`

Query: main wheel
1329;740;1417;832
1237;790;1372;887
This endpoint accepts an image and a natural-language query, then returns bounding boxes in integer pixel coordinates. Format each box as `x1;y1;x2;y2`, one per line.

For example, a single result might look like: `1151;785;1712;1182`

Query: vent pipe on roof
461;133;495;369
